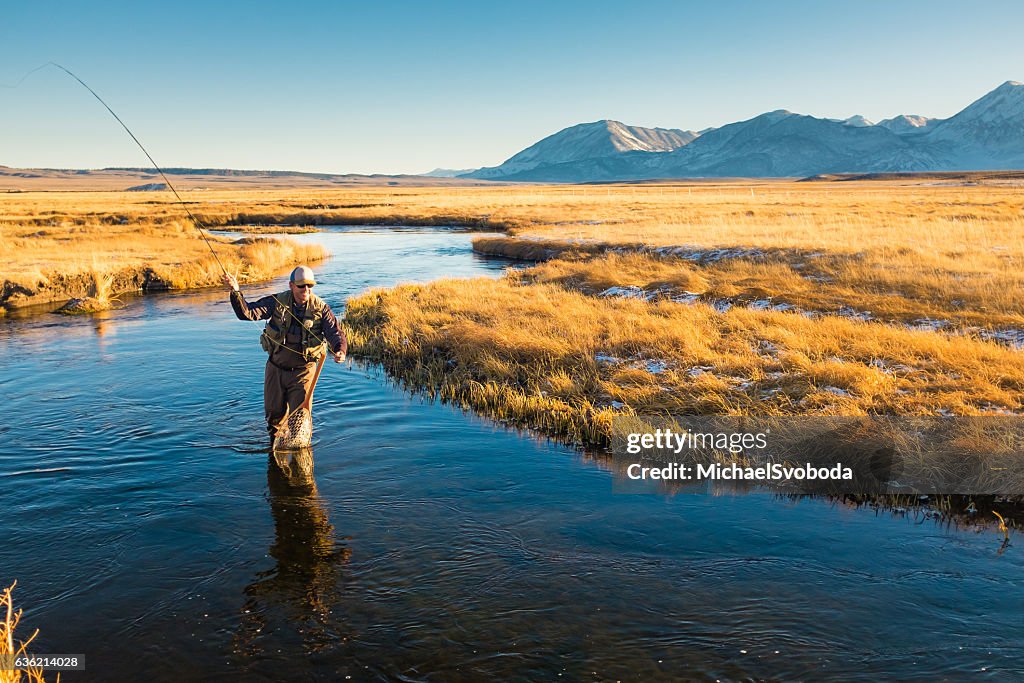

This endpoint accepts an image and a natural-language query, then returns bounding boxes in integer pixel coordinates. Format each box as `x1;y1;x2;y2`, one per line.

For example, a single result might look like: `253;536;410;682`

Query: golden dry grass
345;276;1024;446
504;249;1024;332
1;190;328;309
468;183;1024;333
4;181;1023;239
1;583;50;683
5;181;1021;314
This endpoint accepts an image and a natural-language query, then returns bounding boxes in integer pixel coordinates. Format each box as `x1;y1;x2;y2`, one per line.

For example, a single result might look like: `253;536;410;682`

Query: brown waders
264;360;316;439
229;288;346;441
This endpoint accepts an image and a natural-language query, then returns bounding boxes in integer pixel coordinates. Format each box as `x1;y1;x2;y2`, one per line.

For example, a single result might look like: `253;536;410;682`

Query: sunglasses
293;283;314;289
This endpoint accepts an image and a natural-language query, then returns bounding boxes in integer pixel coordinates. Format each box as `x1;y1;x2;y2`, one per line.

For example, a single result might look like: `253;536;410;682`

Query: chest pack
260;290;328;362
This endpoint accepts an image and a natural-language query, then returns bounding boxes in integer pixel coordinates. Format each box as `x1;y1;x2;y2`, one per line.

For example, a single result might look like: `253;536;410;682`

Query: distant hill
461;81;1024;181
0;166;505;191
420;167;479;178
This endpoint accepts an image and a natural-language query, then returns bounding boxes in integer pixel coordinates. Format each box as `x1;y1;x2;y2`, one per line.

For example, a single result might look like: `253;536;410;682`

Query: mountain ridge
463;81;1024;181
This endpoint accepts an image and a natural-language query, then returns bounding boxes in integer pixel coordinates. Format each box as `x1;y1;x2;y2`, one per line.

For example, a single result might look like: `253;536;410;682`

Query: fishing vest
260;290;328;362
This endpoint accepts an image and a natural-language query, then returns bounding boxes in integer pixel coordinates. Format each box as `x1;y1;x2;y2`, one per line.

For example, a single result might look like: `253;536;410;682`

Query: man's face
289;280;312;304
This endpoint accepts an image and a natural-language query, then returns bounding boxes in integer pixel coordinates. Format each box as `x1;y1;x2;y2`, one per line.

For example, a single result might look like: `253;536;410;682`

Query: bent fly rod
6;62;339;449
5;62;331;349
15;62;230;276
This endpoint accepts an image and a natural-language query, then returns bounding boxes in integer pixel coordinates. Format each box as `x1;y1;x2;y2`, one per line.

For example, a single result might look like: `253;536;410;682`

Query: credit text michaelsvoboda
626;462;854;481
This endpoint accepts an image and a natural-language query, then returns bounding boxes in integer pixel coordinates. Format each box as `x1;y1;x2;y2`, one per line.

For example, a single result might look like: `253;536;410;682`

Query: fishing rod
5;62;332;350
17;62;231;276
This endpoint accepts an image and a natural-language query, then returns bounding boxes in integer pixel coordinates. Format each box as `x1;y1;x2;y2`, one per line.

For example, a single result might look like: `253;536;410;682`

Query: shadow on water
233;449;352;665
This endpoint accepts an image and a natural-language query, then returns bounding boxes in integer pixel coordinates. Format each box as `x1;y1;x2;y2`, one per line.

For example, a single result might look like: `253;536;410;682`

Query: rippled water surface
1;228;1021;681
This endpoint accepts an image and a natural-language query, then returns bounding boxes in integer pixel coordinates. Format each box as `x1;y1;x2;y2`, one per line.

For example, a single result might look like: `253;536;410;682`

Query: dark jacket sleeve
321;307;348;355
230;291;277;321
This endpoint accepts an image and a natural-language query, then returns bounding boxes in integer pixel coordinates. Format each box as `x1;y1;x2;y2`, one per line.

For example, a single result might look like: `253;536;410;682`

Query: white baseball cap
290;265;316;286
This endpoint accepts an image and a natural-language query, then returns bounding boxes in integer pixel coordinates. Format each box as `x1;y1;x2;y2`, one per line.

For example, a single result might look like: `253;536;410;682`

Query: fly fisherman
223;266;346;441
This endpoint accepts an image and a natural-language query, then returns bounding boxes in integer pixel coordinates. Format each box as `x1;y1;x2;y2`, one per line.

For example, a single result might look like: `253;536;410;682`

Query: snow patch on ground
837;306;874;322
979;403;1018;415
595;352;671;374
644;360;669;374
599;284;797;314
749;299;796;312
755;340;780;359
977;328;1024;349
869;358;919;375
646;245;771;263
599;286;648;299
911;318;950;331
670;291;702;304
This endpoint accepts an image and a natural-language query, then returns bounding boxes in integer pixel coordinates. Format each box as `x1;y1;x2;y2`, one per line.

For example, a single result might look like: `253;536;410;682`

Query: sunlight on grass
1;583;50;683
345;276;1024;447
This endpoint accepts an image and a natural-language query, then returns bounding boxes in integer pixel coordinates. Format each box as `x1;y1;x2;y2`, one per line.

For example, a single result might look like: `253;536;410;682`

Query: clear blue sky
2;0;1022;174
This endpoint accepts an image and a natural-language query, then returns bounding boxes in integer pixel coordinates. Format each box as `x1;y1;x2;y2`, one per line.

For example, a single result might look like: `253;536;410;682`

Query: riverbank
0;232;326;311
1;190;335;310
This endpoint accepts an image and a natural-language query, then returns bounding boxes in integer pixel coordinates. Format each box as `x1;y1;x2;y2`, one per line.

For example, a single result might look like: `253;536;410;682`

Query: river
0;228;1021;681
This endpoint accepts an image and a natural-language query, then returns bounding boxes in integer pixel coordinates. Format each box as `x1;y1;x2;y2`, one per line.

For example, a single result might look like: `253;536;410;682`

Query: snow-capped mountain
467;120;699;180
876;114;936;135
838;115;874;127
925;80;1024;167
462;81;1024;181
651;111;939;177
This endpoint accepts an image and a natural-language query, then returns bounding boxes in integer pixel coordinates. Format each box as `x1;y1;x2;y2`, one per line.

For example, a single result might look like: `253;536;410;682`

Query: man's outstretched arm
223;274;276;321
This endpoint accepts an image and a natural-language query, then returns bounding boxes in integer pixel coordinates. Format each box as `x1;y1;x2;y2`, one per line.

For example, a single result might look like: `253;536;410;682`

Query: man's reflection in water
233;448;351;658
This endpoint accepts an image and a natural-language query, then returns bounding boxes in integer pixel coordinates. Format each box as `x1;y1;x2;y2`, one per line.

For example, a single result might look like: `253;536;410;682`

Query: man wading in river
223;266;346;441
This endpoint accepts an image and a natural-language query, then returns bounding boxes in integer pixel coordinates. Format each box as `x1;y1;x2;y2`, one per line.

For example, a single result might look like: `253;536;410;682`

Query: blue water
0;228;1021;681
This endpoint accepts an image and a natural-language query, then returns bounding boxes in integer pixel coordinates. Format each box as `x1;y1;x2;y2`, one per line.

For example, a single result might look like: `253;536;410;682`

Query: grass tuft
1;582;51;683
